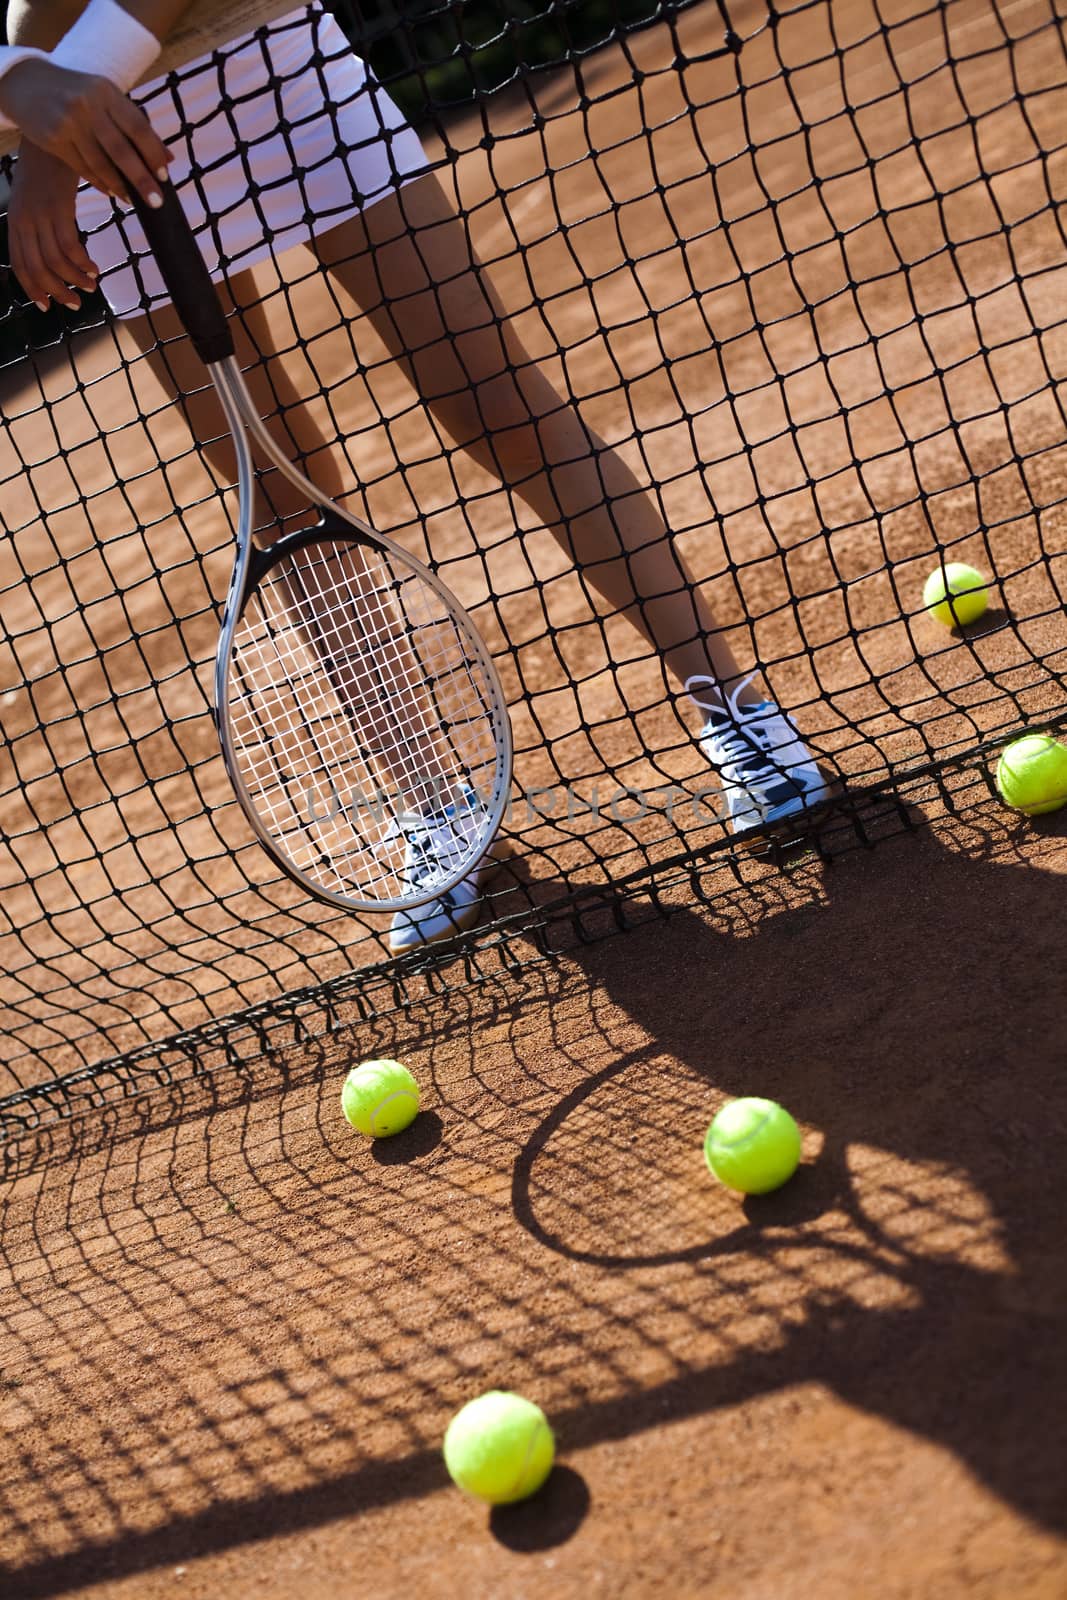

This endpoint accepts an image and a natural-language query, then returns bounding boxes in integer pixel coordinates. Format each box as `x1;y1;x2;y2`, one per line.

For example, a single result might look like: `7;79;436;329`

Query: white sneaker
388;793;504;953
687;674;830;830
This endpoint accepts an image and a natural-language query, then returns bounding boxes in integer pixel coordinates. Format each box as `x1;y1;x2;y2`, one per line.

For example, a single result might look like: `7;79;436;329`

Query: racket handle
129;185;235;365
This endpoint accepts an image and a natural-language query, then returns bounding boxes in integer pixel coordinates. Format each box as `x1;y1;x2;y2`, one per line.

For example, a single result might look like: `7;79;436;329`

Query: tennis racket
130;185;512;915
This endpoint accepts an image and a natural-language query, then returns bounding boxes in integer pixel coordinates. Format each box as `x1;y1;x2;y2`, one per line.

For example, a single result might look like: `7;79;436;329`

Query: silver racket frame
208;355;514;916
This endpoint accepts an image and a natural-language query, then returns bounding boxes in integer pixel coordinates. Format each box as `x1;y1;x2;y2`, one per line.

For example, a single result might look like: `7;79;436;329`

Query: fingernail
156;167;169;183
147;191;164;209
33;299;48;312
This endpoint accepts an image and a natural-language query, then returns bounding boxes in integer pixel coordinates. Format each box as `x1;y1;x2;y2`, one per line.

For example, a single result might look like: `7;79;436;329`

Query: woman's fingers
10;220;79;311
67;130;140;205
111;93;172;186
42;214;99;299
8;143;101;310
83;111;165;208
50;212;100;296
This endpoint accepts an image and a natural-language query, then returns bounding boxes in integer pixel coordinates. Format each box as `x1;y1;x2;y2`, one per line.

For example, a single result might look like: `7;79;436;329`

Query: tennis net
1;0;1066;1142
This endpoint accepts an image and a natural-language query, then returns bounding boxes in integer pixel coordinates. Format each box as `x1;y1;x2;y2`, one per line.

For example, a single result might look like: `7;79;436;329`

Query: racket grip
129;185;235;365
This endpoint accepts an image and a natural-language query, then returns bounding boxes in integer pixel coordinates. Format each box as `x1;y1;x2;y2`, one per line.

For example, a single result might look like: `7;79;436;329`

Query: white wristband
0;46;50;131
52;0;162;90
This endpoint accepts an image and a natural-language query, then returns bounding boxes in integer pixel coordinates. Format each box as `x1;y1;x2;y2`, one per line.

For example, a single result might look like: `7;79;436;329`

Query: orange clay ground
1;0;1067;1593
1;0;1065;1086
1;800;1066;1599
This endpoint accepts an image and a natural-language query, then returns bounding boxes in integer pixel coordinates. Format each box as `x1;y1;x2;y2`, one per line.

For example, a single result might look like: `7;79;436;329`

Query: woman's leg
122;275;347;527
310;175;828;830
309;174;758;706
121;280;463;813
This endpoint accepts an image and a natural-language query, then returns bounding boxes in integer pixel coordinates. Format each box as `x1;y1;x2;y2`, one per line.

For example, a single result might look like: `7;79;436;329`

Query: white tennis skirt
76;3;432;319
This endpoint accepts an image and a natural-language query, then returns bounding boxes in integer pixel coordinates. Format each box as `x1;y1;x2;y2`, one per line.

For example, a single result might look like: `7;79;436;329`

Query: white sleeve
51;0;162;89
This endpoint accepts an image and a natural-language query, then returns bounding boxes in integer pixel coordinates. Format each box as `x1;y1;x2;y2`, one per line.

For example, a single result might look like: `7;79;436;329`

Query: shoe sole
387;839;512;954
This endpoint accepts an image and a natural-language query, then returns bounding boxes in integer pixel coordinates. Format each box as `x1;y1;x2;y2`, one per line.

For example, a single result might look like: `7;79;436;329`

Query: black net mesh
1;0;1065;1142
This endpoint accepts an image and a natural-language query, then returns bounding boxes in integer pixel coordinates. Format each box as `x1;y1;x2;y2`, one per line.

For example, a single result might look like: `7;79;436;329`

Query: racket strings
223;536;502;904
287;544;487;796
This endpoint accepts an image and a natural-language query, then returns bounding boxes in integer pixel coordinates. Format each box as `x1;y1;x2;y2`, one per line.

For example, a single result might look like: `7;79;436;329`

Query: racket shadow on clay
509;800;1067;1537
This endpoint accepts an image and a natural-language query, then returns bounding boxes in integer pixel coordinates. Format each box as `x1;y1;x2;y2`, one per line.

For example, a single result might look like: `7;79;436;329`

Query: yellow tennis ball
443;1391;555;1505
995;733;1067;816
922;562;988;627
341;1058;420;1137
704;1096;801;1194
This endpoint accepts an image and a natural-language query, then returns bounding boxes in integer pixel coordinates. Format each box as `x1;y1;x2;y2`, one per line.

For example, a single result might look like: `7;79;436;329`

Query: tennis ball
704;1096;801;1194
443;1390;555;1505
922;562;988;627
341;1058;419;1137
995;733;1067;816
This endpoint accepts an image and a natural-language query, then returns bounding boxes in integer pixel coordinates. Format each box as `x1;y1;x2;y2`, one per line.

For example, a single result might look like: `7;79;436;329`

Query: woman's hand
0;56;170;207
8;141;102;311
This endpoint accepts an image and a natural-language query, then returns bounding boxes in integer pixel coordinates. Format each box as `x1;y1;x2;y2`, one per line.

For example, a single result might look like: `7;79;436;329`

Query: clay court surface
1;0;1065;1082
1;0;1067;1592
2;805;1067;1597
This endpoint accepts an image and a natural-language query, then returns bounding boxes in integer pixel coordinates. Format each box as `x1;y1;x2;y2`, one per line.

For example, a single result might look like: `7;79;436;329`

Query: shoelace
383;808;477;886
706;723;770;776
404;831;443;889
395;828;466;918
685;672;776;775
685;671;757;724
